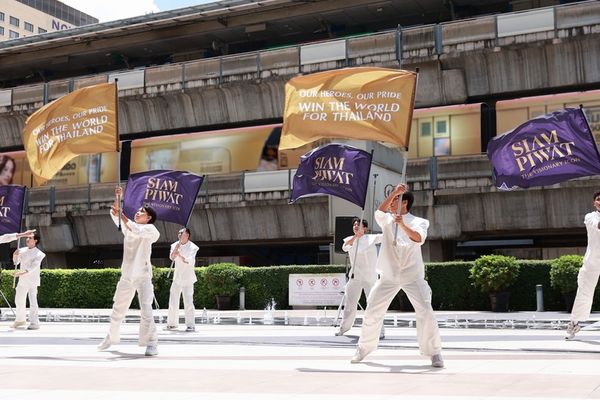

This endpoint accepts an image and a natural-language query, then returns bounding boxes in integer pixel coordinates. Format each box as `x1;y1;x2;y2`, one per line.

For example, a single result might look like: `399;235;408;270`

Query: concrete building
0;0;97;42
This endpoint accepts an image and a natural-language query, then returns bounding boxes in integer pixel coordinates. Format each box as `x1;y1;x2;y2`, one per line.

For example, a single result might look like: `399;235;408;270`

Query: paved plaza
0;309;599;400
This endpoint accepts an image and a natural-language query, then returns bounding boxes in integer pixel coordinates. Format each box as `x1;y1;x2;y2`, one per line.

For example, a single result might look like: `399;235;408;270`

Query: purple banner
0;185;25;235
290;143;372;208
487;108;600;190
123;170;203;226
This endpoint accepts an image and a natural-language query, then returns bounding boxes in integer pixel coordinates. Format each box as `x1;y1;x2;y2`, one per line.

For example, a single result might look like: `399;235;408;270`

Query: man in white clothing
98;187;160;356
0;229;36;245
351;184;443;368
335;218;382;337
165;228;199;332
11;232;45;330
566;190;600;340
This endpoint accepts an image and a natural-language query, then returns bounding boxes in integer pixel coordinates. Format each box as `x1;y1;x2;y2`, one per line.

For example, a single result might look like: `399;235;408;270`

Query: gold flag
22;82;119;185
280;67;417;150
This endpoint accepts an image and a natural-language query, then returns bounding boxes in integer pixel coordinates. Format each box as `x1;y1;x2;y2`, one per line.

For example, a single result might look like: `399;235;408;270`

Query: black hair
142;205;157;224
180;227;191;238
402;191;415;212
352;217;368;228
32;232;41;245
593;191;600;200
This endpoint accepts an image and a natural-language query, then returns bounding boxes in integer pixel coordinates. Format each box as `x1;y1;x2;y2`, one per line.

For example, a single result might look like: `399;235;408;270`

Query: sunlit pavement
1;309;599;400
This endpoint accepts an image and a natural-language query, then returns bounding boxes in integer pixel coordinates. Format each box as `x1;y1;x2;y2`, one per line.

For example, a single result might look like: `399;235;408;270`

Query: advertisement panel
289;273;346;306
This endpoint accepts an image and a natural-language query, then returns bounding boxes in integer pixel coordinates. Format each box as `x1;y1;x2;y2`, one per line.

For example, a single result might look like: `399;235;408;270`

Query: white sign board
289;273;346;306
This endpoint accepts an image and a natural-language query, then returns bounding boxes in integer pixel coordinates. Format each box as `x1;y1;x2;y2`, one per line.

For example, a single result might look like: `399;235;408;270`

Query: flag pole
13;187;28;289
114;78;122;232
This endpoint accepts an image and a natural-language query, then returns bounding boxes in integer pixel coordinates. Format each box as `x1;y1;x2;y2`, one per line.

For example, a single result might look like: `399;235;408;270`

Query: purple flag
487;108;600;190
290;144;372;208
123;170;203;226
0;185;25;235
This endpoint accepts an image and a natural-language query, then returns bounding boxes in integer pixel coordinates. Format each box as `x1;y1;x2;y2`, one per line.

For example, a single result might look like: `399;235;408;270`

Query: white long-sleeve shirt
14;246;45;287
111;212;160;280
170;240;199;286
342;233;381;282
583;211;600;266
0;233;18;244
374;210;428;285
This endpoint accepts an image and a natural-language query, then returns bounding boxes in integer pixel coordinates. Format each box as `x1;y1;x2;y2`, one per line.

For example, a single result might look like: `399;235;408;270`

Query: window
434;117;449;137
9;30;19;39
24;22;33;32
420;121;431;137
0;27;4;36
9;16;19;27
38;27;47;34
0;12;4;22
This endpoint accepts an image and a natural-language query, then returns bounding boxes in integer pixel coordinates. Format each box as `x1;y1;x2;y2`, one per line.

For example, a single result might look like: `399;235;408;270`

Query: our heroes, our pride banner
487;108;600;190
0;185;25;235
123;170;204;226
280;67;417;150
290;144;372;208
22;83;119;185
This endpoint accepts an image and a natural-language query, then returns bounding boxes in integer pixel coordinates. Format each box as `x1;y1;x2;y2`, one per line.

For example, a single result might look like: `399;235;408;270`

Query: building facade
0;0;97;41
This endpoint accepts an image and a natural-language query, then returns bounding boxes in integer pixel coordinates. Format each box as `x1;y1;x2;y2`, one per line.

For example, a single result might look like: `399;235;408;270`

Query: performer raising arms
351;183;443;368
98;186;160;356
11;231;44;330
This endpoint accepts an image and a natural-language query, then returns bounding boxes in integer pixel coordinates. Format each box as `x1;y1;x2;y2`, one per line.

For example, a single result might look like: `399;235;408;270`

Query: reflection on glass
434;138;450;156
145;147;180;170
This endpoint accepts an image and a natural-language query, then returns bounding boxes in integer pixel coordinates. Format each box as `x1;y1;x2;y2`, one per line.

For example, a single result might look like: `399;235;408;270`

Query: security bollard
239;286;246;310
536;284;544;312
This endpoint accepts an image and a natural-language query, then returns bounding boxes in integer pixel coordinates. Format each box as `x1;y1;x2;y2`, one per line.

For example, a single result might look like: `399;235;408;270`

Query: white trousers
15;284;38;325
167;282;195;327
358;278;442;356
571;261;600;322
107;277;157;346
339;278;375;332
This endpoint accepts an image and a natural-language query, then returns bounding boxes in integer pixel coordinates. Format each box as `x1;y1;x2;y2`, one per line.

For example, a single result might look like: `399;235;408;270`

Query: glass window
434;117;449;137
0;12;5;22
24;22;33;32
38;27;47;34
9;30;19;39
9;16;19;27
420;121;431;137
0;27;4;36
434;138;451;156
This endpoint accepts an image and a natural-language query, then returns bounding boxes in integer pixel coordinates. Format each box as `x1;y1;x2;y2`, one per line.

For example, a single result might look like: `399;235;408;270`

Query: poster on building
288;273;346;306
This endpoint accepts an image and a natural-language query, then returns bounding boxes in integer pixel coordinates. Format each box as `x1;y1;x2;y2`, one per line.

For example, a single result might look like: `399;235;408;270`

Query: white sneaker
27;324;40;330
163;325;177;331
97;335;112;351
379;327;386;340
565;321;581;340
145;344;158;356
10;321;26;329
431;354;444;368
334;327;348;336
185;326;195;332
350;347;371;364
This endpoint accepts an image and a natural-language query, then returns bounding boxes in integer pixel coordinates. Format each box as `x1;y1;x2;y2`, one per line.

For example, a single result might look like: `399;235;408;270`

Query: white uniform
14;246;45;326
339;233;381;333
106;212;160;347
571;211;600;322
167;240;199;328
0;233;18;244
357;210;442;357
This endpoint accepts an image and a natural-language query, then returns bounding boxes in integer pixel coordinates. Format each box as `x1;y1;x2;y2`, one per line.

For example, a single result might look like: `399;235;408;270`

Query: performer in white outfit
566;190;600;340
352;184;443;368
335;218;382;336
0;230;35;245
98;187;160;356
165;228;199;332
11;232;45;330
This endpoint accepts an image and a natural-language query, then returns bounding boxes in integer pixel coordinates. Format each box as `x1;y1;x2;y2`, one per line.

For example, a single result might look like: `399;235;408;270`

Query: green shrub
550;255;582;294
470;255;520;293
204;263;243;297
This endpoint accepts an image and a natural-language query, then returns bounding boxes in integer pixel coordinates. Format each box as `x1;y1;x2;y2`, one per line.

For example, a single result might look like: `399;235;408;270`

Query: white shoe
185;326;195;332
27;324;40;330
163;325;177;331
350;347;371;363
145;344;158;356
334;327;348;336
431;354;444;368
97;335;112;351
379;328;385;340
10;321;26;329
565;321;581;340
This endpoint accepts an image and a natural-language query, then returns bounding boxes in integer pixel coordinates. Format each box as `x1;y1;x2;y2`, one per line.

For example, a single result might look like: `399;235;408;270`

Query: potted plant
469;255;520;312
204;263;243;310
550;255;582;312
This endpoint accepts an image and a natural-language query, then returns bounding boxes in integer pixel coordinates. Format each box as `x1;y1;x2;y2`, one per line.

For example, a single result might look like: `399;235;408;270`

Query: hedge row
1;261;598;311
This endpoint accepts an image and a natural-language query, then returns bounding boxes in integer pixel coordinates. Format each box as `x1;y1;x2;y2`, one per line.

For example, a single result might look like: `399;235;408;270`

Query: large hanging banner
22;83;119;185
487;108;600;190
123;170;204;226
0;185;25;235
280;67;417;150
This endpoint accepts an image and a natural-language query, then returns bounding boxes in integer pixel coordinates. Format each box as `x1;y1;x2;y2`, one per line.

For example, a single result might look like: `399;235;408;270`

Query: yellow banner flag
280;67;417;150
22;83;119;185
